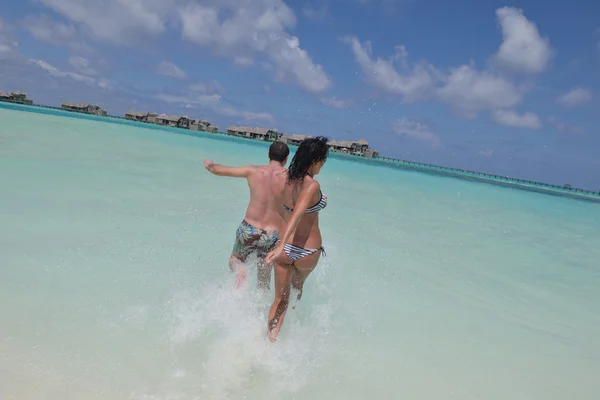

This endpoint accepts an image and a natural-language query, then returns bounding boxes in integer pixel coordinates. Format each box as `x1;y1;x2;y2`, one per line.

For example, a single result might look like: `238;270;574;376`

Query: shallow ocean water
1;108;599;399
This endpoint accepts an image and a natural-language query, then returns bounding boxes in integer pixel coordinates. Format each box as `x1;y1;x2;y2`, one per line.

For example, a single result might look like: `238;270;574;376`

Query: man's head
268;141;290;165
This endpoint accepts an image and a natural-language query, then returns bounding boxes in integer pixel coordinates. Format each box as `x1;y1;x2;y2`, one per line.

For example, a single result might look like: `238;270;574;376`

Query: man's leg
256;257;272;292
256;232;278;292
230;221;255;288
229;253;248;288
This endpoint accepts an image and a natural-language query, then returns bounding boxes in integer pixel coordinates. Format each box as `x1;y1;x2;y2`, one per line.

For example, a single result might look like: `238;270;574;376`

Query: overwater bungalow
155;114;190;128
61;102;107;116
280;134;310;146
364;148;379;158
329;139;372;157
227;126;281;141
0;90;34;105
125;111;158;123
190;119;218;133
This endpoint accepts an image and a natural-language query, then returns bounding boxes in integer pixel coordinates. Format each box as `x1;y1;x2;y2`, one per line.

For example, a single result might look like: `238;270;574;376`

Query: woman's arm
277;180;320;245
265;179;320;264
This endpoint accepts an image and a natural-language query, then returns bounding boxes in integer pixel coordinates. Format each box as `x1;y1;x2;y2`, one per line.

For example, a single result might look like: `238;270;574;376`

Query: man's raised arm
204;160;252;178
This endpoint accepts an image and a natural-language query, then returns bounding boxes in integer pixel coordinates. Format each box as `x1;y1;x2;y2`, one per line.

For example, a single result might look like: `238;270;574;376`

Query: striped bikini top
283;190;327;214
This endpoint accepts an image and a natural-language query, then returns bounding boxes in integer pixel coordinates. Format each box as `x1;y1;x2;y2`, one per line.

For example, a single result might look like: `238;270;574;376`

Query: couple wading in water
204;137;329;341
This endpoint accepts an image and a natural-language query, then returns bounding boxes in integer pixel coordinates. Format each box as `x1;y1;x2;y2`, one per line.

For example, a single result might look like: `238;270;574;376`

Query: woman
265;136;329;341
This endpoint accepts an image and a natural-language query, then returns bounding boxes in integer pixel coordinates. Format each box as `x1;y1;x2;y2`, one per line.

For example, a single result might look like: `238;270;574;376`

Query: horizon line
1;100;598;203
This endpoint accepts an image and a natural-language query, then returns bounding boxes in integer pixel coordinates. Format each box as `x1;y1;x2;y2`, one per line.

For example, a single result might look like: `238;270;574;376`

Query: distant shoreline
1;100;598;203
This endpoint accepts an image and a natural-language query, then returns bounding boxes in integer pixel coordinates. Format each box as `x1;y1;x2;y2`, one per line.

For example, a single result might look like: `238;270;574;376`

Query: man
204;141;290;290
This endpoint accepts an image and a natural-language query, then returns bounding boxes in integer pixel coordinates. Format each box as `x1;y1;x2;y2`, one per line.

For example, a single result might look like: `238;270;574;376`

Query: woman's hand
266;242;285;264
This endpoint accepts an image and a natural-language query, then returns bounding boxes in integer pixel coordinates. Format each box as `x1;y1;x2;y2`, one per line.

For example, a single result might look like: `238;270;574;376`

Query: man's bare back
203;141;290;290
243;164;287;232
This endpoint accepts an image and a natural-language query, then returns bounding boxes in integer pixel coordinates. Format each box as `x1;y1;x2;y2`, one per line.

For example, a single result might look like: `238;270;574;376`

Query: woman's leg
268;261;293;342
267;250;322;341
289;251;321;301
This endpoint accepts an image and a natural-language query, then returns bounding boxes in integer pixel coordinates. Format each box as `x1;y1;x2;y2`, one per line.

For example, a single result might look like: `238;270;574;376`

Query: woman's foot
268;328;279;342
268;317;280;342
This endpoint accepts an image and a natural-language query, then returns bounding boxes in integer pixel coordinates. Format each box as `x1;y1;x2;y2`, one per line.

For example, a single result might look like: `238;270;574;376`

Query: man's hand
204;160;215;173
203;161;250;178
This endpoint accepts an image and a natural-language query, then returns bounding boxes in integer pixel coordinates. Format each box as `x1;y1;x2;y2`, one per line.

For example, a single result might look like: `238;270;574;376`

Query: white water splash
144;258;338;400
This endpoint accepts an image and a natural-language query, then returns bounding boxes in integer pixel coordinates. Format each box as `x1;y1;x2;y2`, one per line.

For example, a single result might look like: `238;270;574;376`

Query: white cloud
29;59;111;90
437;65;524;118
343;33;525;120
556;123;585;135
31;59;94;83
558;123;585;134
178;4;217;44
320;96;353;109
356;0;401;13
154;86;274;124
344;7;549;128
68;56;97;76
303;5;329;21
38;0;170;44
189;80;223;94
22;15;92;53
0;17;18;56
97;80;113;91
547;116;586;134
34;0;331;93
492;7;553;74
156;61;187;79
233;57;255;66
478;149;494;157
491;110;541;129
392;118;441;146
220;107;275;124
154;93;222;107
342;35;435;102
178;1;331;93
557;87;592;107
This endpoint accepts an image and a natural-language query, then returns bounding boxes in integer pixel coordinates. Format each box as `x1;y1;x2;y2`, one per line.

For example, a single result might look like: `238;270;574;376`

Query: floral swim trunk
230;220;279;289
232;219;279;260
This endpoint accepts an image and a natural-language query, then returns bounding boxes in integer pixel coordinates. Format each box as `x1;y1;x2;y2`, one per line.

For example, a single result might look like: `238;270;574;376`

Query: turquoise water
1;108;599;400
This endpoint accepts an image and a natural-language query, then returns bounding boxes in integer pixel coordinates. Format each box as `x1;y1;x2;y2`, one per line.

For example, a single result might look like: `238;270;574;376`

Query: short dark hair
288;136;329;182
269;141;290;163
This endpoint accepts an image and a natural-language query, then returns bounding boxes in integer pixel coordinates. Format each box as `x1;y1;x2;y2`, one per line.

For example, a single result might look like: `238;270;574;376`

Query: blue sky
0;0;599;189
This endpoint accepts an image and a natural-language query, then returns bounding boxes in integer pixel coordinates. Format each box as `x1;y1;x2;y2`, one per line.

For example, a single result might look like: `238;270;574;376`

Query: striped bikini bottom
283;242;326;263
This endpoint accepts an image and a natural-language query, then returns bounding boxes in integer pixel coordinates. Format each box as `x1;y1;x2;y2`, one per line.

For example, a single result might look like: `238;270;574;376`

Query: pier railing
373;155;600;200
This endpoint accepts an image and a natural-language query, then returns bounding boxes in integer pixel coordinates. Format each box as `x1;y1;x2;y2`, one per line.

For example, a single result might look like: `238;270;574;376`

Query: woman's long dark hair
287;136;329;182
